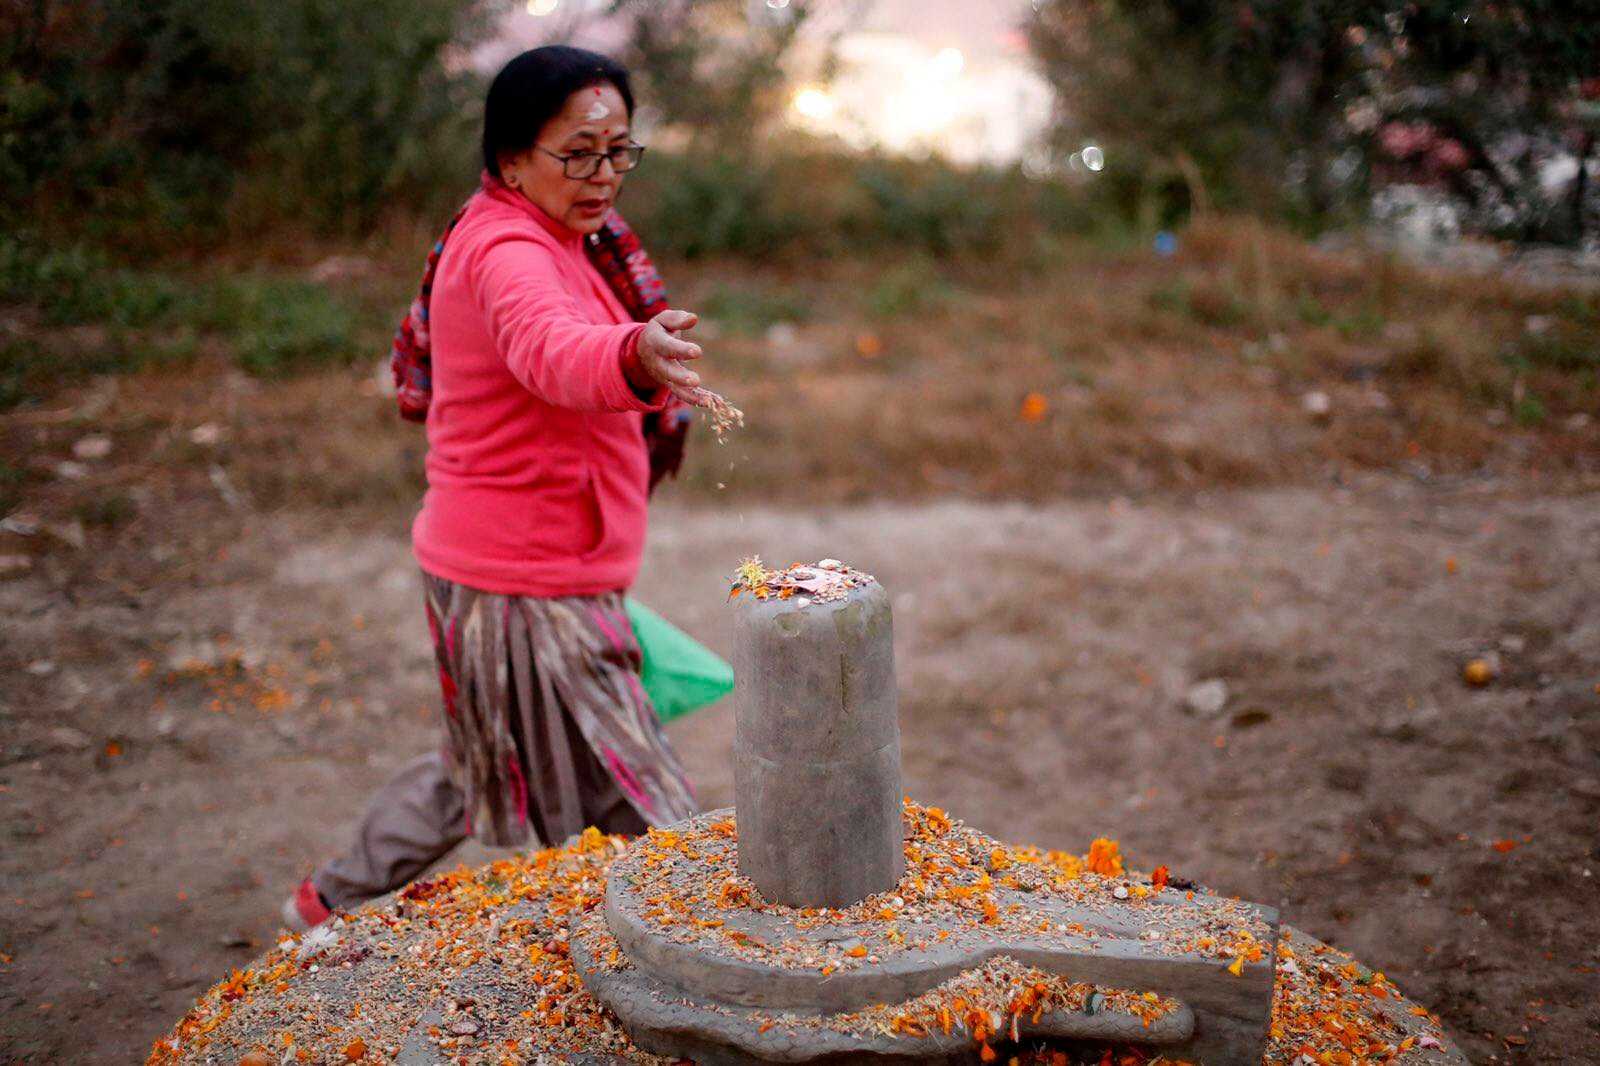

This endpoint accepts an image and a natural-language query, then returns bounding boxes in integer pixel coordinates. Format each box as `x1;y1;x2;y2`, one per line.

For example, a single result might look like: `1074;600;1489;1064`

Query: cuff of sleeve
611;324;668;412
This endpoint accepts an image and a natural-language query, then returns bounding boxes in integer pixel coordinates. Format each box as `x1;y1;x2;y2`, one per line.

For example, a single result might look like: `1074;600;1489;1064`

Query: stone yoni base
579;807;1292;1063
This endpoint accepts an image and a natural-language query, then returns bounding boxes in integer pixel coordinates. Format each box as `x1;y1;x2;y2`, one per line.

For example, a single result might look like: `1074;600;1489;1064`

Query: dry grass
4;217;1595;532
652;218;1596;501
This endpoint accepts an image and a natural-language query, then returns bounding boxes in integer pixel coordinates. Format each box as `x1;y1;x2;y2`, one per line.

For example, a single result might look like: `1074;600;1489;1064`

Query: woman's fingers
661;335;702;361
643;325;701;364
667;382;704;407
643;310;706;400
654;309;699;333
654;358;701;390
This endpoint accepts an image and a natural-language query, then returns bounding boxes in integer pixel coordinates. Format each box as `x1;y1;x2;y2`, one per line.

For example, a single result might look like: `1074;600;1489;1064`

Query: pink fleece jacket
411;177;667;596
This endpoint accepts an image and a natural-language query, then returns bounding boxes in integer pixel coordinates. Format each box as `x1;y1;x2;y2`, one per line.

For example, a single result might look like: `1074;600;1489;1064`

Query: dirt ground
2;465;1597;1063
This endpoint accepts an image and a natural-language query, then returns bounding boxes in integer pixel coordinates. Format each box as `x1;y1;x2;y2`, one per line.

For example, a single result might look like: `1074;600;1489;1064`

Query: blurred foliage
0;236;371;408
699;282;810;334
622;146;1099;260
0;0;1150;265
603;0;820;151
1027;0;1600;242
1;0;494;244
596;0;1065;262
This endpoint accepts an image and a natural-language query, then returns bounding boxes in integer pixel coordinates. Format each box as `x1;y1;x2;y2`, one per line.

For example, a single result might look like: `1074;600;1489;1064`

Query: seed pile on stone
1265;928;1452;1063
619;803;1271;975
729;556;875;606
145;829;676;1066
148;822;1456;1065
752;953;1175;1047
574;905;1176;1058
821;956;1174;1046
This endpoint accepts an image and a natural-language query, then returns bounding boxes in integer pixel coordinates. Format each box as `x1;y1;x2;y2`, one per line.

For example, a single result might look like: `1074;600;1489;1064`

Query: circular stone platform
581;805;1283;1063
150;821;1468;1066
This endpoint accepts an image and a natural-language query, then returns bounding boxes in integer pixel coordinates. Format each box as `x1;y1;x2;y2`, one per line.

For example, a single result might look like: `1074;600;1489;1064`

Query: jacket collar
480;171;583;246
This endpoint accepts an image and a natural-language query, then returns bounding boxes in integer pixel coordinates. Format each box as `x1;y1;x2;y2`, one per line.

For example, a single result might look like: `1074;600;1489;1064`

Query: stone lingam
568;560;1455;1065
151;561;1469;1066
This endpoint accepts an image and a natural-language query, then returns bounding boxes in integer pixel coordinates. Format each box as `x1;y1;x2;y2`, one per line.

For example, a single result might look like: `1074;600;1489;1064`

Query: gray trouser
312;749;647;911
312;752;468;910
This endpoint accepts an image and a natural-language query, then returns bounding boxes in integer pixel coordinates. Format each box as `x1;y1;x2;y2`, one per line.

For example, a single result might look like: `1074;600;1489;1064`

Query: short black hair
482;46;634;178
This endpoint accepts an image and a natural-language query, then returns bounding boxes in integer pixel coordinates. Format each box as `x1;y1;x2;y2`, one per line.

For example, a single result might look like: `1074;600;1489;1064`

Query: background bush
1;0;491;244
1027;0;1600;243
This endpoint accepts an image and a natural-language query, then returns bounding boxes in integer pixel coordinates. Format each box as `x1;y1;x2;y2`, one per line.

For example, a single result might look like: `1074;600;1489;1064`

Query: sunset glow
784;33;1050;163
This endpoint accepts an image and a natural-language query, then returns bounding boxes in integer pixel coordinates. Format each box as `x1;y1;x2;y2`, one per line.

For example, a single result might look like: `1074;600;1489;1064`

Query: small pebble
1184;678;1230;718
0;514;40;536
73;435;112;460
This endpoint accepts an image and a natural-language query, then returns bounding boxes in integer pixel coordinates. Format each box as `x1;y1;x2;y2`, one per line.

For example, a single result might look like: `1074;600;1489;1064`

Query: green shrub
625;154;818;258
223;278;364;377
2;0;487;243
1334;305;1386;340
1514;326;1600;373
1514;393;1548;426
866;260;954;319
623;147;1127;262
1296;293;1334;327
0;236;367;405
700;283;810;334
851;163;1003;257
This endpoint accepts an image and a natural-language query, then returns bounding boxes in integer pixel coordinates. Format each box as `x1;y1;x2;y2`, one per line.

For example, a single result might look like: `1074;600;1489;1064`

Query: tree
1;0;498;240
1026;0;1600;243
602;0;814;150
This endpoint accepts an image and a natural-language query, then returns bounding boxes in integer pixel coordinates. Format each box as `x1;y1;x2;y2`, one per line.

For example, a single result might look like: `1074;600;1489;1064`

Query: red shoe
280;878;332;931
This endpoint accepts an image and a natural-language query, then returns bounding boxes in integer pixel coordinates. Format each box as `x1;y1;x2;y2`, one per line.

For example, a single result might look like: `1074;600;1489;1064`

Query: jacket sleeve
473;233;664;413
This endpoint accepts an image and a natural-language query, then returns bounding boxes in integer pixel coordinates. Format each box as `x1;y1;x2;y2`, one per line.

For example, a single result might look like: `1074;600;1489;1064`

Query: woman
284;46;709;929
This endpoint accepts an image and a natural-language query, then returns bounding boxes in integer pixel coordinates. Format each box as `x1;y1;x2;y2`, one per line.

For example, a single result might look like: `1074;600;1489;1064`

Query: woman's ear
499;149;531;188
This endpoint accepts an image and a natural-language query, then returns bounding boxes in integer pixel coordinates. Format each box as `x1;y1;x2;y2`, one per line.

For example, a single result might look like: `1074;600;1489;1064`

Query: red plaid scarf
390;189;690;490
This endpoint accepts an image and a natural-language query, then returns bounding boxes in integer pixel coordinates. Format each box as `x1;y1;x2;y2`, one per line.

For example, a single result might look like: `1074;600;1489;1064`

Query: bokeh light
525;0;558;15
774;28;1052;164
792;87;838;122
1081;144;1105;171
930;47;965;79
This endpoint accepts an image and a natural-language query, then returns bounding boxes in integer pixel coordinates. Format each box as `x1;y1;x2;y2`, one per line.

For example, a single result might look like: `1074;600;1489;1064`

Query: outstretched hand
636;309;707;407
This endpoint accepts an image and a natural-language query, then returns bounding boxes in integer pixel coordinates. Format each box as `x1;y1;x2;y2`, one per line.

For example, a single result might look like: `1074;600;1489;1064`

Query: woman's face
500;82;631;235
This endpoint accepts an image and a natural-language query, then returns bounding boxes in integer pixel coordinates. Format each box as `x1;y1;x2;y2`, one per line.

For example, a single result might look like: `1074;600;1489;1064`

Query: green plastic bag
625;598;734;722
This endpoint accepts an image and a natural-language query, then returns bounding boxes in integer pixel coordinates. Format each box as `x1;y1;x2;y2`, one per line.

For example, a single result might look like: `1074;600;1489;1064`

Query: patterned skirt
421;572;697;848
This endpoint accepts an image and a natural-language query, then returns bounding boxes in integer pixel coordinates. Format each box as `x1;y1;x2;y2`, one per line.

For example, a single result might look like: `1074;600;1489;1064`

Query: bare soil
2;465;1597;1063
2;225;1597;1062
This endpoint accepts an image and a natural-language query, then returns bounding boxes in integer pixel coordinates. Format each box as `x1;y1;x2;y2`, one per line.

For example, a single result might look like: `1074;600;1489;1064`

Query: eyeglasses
536;143;646;180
